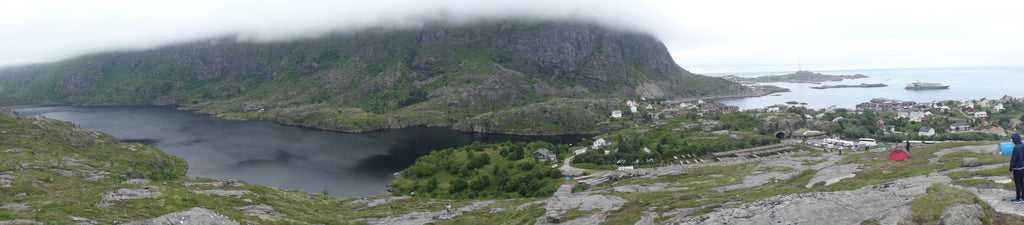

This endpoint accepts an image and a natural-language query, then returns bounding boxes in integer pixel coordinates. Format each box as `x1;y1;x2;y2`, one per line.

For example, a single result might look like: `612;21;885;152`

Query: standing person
905;139;911;153
1010;133;1024;203
445;203;452;215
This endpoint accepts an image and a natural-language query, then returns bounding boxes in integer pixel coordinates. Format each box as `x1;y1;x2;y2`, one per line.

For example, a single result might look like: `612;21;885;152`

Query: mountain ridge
0;19;748;135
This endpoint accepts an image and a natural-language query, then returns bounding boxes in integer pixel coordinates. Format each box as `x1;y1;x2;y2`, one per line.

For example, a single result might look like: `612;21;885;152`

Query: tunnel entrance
775;132;787;139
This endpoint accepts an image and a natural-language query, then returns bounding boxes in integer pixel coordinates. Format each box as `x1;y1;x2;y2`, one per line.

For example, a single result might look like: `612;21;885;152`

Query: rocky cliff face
0;19;748;134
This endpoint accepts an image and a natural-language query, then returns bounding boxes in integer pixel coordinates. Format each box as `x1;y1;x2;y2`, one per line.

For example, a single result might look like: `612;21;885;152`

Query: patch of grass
938;151;1008;169
860;218;880;225
601;202;645;225
436;201;546;225
909;184;988;225
953;178;1000;186
948;167;1009;180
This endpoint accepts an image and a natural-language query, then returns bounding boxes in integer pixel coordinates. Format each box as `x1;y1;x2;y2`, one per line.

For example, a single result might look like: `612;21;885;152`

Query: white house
881;125;897;134
994;103;1005;112
573;148;588;155
642;147;652;154
978;100;991;108
626;100;638;107
611;110;622;118
918;126;935;137
975;111;988;119
532;148;556;161
630;105;638;113
592;138;609;149
950;122;970;131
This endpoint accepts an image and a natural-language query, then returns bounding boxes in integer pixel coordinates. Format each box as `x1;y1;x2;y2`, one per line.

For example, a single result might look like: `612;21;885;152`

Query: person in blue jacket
1010;133;1024;203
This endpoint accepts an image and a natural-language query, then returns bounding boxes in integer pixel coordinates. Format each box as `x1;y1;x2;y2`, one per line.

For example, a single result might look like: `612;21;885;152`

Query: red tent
889;149;909;161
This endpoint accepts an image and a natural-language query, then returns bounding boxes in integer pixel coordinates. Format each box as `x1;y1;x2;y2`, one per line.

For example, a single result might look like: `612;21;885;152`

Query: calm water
10;105;585;197
710;66;1024;109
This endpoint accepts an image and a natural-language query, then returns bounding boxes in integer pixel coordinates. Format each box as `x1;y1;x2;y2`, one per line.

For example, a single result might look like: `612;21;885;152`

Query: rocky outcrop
0;203;29;211
670;175;952;225
233;204;286;217
763;119;805;133
937;203;985;225
0;219;42;225
962;158;980;167
96;186;162;208
122;207;238;225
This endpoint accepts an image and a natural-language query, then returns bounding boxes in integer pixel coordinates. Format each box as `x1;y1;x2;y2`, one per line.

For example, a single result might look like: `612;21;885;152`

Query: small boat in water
905;81;949;90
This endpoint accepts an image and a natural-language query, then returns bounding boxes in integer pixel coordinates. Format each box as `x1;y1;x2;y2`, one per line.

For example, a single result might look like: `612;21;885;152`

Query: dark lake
10;105;586;197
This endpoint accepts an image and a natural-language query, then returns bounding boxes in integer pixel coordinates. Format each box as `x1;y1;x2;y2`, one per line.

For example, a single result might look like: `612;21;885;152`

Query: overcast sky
1;0;1021;73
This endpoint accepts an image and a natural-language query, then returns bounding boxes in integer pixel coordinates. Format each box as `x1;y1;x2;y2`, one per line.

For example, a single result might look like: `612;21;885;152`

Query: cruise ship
905;81;949;90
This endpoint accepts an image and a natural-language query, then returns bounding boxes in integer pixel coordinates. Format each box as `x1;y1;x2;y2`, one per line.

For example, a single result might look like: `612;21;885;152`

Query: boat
905;81;949;90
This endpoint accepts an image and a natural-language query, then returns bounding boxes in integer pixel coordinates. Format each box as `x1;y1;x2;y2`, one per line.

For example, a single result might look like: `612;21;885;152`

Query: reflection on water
11;105;586;197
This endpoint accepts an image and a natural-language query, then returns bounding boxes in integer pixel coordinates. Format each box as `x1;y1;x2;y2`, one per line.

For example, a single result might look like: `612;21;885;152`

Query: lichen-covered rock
937;203;985;225
961;158;980;167
233;204;286;217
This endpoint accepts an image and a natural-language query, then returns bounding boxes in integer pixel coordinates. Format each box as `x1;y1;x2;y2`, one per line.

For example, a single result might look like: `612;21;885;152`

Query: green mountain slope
0;20;748;135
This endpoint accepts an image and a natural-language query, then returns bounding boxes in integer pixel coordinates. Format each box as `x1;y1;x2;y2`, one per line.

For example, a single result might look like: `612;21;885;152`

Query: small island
722;70;869;84
811;83;887;89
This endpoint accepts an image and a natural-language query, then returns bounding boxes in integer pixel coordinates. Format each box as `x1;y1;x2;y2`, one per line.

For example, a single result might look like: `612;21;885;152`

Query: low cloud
1;0;1021;72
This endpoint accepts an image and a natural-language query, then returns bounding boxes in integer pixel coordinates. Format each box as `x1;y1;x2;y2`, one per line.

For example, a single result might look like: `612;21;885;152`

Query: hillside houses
950;122;970;132
918;126;935;137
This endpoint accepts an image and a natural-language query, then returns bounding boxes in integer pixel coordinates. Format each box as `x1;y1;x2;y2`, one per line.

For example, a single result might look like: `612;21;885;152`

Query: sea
707;66;1024;110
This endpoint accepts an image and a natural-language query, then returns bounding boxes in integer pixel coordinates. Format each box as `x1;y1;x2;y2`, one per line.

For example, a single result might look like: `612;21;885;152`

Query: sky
1;0;1022;74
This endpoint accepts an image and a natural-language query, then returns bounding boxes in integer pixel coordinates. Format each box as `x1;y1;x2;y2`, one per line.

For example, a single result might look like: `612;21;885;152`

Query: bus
857;138;877;147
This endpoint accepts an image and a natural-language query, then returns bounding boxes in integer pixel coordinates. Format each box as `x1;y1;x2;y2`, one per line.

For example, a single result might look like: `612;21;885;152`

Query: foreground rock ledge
122;207;238;225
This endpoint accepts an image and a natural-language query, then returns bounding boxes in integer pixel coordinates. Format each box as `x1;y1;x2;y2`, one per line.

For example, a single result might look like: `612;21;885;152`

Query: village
594;95;1022;159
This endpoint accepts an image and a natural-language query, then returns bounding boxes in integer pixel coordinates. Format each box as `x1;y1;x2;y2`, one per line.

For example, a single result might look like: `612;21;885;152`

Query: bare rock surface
357;200;495;225
961;157;980;167
0;203;29;211
96;186;162;208
612;183;688;193
0;173;14;188
181;178;244;188
68;216;98;225
805;164;860;188
101;186;161;202
951;184;1024;217
234;204;286;217
200;189;254;198
712;171;802;192
342;195;411;208
537;194;627;225
122;207;239;225
670;175;951;225
0;219;42;225
937;203;985;225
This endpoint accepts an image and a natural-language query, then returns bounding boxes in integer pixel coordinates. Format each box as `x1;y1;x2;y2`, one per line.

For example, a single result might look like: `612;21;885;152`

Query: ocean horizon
703;66;1024;110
